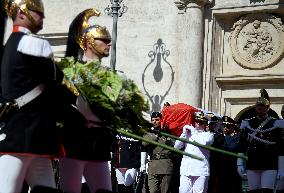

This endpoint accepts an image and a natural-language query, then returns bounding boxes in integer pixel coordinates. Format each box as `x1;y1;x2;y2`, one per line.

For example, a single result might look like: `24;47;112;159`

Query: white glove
182;125;196;137
237;153;246;177
140;164;146;172
277;170;284;180
237;165;245;177
140;152;147;172
278;156;284;180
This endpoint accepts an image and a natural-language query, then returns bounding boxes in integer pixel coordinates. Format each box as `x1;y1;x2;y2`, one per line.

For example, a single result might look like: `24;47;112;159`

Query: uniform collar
13;26;32;34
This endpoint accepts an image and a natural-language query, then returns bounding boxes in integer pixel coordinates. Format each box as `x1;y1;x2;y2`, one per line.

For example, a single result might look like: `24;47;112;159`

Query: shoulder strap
256;117;273;130
17;35;53;58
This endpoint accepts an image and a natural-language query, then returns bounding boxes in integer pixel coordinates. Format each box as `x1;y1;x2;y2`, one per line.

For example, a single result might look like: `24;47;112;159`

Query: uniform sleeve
238;120;249;153
174;129;190;150
240;120;248;129
191;132;214;146
278;130;284;156
142;132;157;147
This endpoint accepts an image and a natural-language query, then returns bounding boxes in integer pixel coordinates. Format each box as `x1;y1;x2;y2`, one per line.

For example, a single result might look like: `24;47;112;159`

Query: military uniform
113;135;142;193
114;135;142;169
0;0;74;191
240;117;283;170
276;119;284;193
239;116;284;193
175;124;214;193
142;128;174;193
208;133;242;193
58;8;114;193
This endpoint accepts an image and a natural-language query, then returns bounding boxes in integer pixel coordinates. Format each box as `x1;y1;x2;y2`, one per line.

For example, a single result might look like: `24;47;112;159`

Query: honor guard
58;8;113;193
238;89;284;193
0;0;74;192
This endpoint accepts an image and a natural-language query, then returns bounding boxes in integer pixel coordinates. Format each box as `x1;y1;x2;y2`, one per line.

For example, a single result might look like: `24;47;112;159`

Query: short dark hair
151;112;162;119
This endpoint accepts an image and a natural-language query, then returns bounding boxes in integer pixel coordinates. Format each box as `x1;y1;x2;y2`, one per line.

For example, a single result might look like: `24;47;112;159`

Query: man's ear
18;10;26;20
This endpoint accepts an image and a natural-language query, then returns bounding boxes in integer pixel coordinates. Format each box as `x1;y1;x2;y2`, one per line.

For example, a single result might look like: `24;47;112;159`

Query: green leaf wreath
57;57;150;131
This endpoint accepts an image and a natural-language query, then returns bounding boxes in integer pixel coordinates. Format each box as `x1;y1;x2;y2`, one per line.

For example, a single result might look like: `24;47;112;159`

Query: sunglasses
94;38;111;44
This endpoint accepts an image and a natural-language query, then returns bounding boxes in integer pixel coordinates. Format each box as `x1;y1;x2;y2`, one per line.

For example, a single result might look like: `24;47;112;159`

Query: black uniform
208;133;242;193
59;106;114;161
113;135;142;193
240;116;283;170
0;31;70;155
113;135;142;169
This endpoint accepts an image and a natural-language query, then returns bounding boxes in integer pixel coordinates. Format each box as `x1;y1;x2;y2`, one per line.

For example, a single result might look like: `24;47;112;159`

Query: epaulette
274;119;284;129
240;119;250;129
244;117;255;121
17;34;53;58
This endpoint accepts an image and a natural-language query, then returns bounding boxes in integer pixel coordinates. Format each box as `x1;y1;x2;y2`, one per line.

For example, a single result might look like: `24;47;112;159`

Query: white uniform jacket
175;125;214;177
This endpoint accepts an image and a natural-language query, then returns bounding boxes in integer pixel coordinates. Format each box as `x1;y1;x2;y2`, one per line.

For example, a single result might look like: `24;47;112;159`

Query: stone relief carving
230;13;284;69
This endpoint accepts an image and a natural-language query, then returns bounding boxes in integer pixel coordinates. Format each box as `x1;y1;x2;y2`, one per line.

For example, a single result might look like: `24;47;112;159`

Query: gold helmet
256;89;270;106
76;8;111;52
4;0;44;26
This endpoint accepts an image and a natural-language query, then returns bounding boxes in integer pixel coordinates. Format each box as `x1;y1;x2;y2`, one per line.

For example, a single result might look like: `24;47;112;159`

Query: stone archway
235;105;279;124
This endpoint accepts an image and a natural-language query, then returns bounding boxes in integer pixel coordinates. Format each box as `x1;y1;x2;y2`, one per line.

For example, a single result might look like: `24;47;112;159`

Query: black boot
118;184;127;193
81;182;91;193
124;185;134;193
21;181;29;193
96;189;115;193
261;189;273;193
31;186;64;193
248;190;262;193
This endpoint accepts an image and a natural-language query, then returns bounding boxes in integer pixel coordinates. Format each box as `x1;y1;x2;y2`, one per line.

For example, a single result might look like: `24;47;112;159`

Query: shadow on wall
142;38;175;113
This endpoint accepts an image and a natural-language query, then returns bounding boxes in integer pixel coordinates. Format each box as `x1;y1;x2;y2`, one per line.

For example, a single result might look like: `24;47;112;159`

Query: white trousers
115;168;138;186
0;154;56;193
247;170;277;190
179;175;208;193
59;157;112;193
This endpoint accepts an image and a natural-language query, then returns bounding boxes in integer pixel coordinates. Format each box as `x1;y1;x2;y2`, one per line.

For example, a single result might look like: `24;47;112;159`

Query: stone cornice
215;74;284;87
174;0;213;13
39;33;68;46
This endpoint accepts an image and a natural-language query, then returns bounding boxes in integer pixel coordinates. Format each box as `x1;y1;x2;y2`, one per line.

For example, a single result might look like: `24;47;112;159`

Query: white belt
15;84;45;108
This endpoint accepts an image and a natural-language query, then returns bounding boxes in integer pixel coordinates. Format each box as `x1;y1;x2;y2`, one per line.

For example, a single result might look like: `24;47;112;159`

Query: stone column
175;0;211;107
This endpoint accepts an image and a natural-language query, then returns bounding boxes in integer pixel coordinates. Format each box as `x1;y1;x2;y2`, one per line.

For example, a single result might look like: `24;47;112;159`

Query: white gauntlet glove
140;152;147;172
182;125;196;137
278;156;284;180
237;153;246;177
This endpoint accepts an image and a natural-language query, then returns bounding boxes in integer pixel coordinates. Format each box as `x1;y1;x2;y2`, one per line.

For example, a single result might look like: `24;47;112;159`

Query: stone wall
203;0;284;119
3;0;284;118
